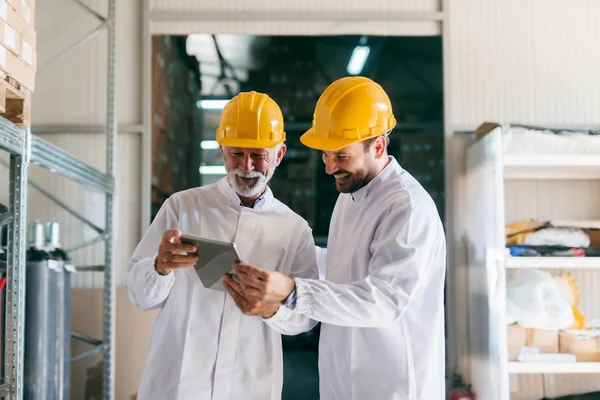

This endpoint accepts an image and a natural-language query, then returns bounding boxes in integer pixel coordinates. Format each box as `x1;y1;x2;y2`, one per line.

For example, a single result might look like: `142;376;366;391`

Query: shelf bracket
0;159;106;234
72;331;103;347
70;0;107;23
71;344;105;362
65;235;108;254
73;265;105;272
38;22;107;75
0;211;13;227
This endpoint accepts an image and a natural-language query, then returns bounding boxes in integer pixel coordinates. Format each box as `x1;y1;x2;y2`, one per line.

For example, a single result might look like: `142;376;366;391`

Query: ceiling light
199;165;227;175
347;46;370;76
200;140;220;150
197;99;229;110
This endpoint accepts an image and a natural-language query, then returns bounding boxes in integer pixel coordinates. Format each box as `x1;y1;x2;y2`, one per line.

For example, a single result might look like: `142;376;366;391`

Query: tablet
180;234;242;291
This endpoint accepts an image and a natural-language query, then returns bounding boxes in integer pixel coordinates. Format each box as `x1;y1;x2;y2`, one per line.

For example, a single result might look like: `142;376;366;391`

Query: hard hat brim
216;137;285;149
300;128;391;152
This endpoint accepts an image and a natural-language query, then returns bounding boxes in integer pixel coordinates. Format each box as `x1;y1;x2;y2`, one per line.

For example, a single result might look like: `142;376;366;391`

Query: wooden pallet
0;71;31;127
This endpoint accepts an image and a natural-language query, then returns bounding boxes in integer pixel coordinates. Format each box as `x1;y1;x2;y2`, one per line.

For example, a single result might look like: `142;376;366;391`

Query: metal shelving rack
465;124;600;399
0;0;117;398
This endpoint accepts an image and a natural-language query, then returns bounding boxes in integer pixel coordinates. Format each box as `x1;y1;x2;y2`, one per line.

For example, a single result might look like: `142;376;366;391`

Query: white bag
506;269;574;330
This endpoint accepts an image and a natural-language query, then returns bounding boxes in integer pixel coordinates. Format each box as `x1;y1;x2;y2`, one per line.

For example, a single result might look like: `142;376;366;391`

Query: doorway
150;33;444;399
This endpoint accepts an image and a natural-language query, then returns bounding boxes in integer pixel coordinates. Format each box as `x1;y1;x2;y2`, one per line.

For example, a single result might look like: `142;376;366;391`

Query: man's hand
155;229;198;275
232;263;295;305
222;273;279;318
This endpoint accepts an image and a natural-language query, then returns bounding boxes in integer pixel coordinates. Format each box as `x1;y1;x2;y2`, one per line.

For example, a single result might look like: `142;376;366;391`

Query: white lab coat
128;178;318;400
268;157;447;400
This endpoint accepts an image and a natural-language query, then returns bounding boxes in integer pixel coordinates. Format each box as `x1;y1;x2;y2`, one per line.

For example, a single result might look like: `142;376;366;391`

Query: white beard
227;165;276;198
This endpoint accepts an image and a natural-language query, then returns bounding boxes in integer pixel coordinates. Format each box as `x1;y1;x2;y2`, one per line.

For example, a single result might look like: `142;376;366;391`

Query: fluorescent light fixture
347;46;370;76
199;165;227;175
200;140;220;150
198;99;229;110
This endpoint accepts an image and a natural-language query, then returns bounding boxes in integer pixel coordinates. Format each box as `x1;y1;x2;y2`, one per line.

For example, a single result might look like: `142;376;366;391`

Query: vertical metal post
103;0;117;398
141;0;152;233
5;129;29;399
441;0;460;386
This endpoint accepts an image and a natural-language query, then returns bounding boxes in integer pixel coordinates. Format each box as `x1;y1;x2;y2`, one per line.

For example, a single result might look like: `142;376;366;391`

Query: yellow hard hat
300;76;396;151
216;91;286;149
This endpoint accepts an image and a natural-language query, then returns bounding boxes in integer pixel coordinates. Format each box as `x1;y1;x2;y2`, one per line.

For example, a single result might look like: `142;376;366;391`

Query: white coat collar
216;176;273;210
350;156;401;202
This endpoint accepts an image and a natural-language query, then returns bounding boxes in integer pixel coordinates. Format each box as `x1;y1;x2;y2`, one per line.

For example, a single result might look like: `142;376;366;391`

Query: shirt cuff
263;279;312;322
262;303;296;323
282;286;297;309
141;256;175;286
292;278;313;314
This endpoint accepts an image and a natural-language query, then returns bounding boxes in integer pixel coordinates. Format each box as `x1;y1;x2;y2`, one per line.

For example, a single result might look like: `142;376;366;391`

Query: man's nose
325;158;338;175
240;154;253;172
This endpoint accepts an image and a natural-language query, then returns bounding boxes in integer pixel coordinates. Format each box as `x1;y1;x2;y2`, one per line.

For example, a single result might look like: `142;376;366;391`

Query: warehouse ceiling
186;34;443;133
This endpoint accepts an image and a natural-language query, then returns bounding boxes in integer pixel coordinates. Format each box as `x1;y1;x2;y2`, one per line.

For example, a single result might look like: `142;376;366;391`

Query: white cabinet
465;124;600;399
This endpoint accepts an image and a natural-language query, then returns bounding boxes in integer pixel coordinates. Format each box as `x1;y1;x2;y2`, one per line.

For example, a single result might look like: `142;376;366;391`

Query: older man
224;77;447;400
127;91;318;400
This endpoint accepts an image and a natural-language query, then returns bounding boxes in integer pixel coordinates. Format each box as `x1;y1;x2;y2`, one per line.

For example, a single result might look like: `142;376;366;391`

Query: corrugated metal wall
149;0;438;12
447;0;600;127
26;0;142;289
149;0;441;35
153;20;440;36
34;0;141;124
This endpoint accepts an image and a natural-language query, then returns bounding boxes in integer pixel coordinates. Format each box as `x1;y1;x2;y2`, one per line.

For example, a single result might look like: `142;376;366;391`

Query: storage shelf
0;116;25;155
30;135;114;194
503;154;600;180
0;0;117;396
506;256;600;269
0;383;10;397
509;361;600;374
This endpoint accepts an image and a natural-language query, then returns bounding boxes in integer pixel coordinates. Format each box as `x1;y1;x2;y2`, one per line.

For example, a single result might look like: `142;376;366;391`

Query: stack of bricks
0;0;36;126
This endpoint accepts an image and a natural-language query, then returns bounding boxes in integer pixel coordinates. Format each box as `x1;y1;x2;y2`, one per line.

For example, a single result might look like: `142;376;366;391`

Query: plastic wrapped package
523;228;591;248
506;269;574;330
502;126;600;155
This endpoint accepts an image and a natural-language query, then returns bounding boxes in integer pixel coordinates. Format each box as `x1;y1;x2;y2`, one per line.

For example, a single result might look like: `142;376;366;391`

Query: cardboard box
0;2;36;69
559;329;600;362
14;0;33;27
9;0;34;11
0;19;19;56
0;1;29;35
543;374;600;398
20;34;33;67
9;0;33;26
507;324;559;361
0;44;34;90
0;84;5;112
19;24;34;68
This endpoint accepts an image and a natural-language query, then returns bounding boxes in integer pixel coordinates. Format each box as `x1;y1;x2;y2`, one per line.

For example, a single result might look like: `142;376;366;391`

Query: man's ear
373;136;387;158
276;144;287;166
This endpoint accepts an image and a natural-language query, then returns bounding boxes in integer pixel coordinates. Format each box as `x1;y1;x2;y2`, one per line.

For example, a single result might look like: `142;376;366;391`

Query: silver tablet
180;234;242;291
